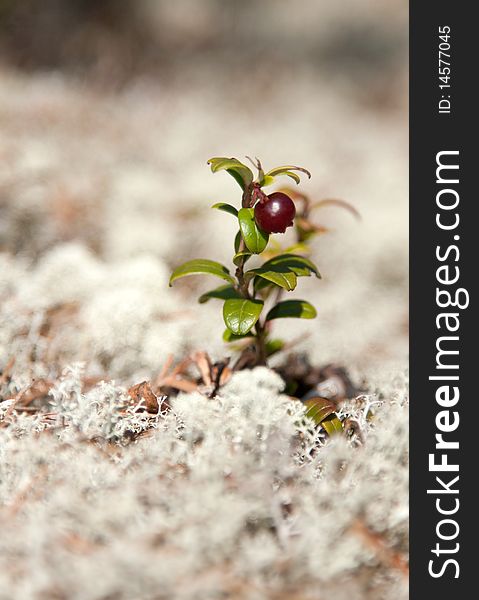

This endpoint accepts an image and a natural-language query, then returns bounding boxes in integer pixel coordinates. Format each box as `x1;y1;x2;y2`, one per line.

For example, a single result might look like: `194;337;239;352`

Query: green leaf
207;157;254;191
304;397;336;425
304;398;343;436
247;268;297;291
262;254;321;278
265;339;285;356
275;171;301;184
264;164;311;182
233;251;252;266
234;230;242;253
223;328;254;342
248;253;320;292
223;298;264;335
238;208;269;254
227;169;248;190
169;259;235;286
211;202;238;217
254;276;273;292
198;284;240;304
260;175;276;187
321;415;343;436
266;300;317;321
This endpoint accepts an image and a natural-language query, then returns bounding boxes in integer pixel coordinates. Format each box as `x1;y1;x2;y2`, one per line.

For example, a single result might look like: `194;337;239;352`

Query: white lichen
0;366;408;600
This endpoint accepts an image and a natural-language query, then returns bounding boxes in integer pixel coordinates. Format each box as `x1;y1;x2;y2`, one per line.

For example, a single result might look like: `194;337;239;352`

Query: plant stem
236;183;253;297
235;182;268;365
235;239;250;299
254;321;268;365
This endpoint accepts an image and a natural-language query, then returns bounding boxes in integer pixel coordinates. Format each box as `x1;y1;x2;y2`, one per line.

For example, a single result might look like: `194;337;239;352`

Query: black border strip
410;2;475;596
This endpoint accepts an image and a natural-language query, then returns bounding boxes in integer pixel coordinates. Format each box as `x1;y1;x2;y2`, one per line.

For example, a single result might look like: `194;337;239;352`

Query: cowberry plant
169;157;322;366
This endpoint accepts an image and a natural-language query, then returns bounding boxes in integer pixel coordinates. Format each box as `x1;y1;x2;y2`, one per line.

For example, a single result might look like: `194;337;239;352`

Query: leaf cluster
169;157;320;359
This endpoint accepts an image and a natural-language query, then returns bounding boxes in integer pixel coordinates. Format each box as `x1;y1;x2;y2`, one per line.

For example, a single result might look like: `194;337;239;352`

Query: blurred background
0;0;408;384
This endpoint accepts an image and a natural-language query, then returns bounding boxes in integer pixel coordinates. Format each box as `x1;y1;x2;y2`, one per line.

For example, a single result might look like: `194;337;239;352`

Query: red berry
254;192;296;234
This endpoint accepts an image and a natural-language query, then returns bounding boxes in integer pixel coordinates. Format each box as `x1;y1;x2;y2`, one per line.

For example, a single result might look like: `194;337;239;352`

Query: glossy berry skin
254;192;296;234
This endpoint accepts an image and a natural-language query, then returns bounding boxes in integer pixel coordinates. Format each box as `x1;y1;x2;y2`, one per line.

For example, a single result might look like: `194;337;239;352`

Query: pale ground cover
0;9;408;595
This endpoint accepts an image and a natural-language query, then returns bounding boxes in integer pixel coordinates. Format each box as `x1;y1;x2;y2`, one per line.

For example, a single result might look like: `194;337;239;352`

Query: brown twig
192;351;213;387
154;354;198;393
